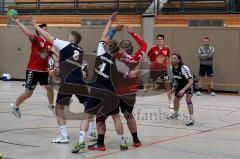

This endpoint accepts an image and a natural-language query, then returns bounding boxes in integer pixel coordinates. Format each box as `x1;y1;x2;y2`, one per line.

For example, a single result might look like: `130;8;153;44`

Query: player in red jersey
10;18;54;118
147;34;173;109
116;26;146;147
88;25;145;151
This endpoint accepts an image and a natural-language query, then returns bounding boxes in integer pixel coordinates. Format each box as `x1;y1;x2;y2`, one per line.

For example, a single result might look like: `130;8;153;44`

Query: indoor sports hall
0;0;240;159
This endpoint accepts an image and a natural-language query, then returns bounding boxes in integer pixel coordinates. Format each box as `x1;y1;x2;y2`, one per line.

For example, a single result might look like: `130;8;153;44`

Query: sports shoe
71;141;86;153
88;132;97;140
120;138;128;151
169;103;174;109
120;143;128;151
0;153;5;159
167;112;179;119
186;119;195;126
48;104;55;114
133;141;141;147
210;92;215;96
51;135;70;143
196;91;201;96
10;103;21;119
88;143;106;151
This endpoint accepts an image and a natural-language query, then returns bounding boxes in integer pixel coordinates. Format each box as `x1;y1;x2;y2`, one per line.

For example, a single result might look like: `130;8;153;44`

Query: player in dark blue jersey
33;21;90;143
168;53;194;126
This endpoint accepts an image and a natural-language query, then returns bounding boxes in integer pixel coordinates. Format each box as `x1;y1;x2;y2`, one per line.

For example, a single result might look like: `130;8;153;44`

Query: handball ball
7;9;18;18
0;153;3;159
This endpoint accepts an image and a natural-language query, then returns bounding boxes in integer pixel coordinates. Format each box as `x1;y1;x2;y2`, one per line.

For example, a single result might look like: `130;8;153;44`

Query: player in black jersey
169;53;195;126
32;21;90;142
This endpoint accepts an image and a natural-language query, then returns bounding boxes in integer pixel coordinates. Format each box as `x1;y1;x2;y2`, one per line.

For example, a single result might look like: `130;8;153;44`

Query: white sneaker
196;91;201;96
186;119;195;126
167;112;179;119
210;92;215;96
51;135;70;143
10;103;21;119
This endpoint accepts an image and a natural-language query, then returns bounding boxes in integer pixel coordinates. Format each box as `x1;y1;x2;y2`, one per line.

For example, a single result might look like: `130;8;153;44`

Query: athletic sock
79;131;86;143
15;107;19;111
13;103;19;109
60;125;68;137
190;115;194;121
88;122;95;134
119;135;126;145
97;134;105;146
131;132;139;143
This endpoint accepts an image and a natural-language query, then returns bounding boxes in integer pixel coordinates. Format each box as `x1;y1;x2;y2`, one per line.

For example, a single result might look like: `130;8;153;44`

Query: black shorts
85;97;120;116
25;70;49;91
96;105;120;122
84;85;118;116
56;92;87;106
199;65;214;76
149;71;169;82
119;94;136;114
175;86;193;98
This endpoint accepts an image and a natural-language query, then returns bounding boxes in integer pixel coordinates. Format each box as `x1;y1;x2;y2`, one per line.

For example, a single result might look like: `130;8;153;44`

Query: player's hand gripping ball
7;9;18;18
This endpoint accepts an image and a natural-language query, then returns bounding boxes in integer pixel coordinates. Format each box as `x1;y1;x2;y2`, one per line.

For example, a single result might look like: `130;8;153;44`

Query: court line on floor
148;145;240;158
0;126;114;148
105;120;208;131
86;122;240;159
0;139;39;148
0;110;209;132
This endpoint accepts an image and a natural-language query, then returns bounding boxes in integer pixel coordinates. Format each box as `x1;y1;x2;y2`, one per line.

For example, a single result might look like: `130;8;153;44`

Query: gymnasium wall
0;26;240;93
155;27;240;93
0;26;142;78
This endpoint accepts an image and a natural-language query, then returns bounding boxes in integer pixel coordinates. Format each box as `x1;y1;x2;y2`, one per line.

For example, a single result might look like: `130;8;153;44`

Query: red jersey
147;45;170;71
113;31;147;96
114;31;147;69
27;35;53;72
129;32;147;61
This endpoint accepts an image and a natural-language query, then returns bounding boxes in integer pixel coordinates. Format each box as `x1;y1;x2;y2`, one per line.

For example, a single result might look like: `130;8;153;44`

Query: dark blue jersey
89;41;115;90
53;39;85;85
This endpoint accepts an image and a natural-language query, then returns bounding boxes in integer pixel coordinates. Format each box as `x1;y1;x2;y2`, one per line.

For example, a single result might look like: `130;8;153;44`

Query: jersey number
99;63;106;73
73;50;80;61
